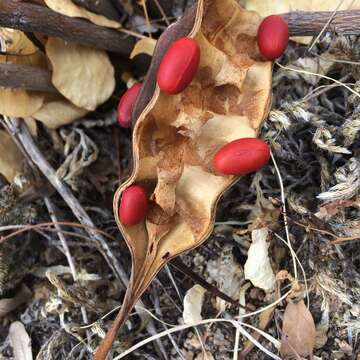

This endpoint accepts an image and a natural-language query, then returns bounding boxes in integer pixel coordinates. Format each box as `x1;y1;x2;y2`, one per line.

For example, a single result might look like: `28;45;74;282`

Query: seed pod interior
111;0;272;342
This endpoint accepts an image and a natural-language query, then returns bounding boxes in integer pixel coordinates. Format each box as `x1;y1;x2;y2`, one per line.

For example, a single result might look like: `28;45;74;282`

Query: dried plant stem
0;0;134;56
288;217;360;244
2;117;168;360
139;0;153;39
170;258;252;310
275;62;360;100
153;0;171;26
284;9;360;36
0;64;59;94
0;221;116;244
44;196;93;351
270;151;298;280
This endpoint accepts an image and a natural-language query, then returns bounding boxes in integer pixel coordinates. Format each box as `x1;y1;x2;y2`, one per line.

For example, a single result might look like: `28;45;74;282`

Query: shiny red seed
213;138;270;175
257;15;289;60
157;37;200;94
119;185;148;226
117;82;142;128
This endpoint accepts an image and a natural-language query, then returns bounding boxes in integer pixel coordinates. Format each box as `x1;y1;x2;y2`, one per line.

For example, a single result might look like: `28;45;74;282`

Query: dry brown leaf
45;38;115;111
33;99;88;129
44;0;121;28
0;130;24;183
280;299;316;359
9;321;33;360
0;51;46;117
0;28;37;55
96;1;272;358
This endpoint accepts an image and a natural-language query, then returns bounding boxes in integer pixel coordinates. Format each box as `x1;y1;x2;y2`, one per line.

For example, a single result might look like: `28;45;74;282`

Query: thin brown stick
0;0;134;56
288;217;360;244
170;258;255;311
0;221;116;244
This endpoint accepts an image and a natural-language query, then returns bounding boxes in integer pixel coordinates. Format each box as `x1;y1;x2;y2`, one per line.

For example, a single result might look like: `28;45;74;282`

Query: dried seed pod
257;15;289;60
213;138;270;175
157;37;200;94
117;82;142;128
95;0;273;358
119;184;148;226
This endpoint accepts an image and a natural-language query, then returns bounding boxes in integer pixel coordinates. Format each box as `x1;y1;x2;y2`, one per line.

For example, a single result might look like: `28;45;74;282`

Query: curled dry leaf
183;285;206;324
95;0;272;358
0;130;24;183
33;99;88;129
44;0;121;28
45;37;115;111
244;228;276;291
280;299;316;359
9;321;33;360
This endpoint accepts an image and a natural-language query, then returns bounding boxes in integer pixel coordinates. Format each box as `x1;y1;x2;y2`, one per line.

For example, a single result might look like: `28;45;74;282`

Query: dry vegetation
0;1;360;359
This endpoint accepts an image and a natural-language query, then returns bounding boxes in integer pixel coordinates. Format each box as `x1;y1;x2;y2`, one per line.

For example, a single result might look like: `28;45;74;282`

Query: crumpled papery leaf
0;51;46;117
244;228;276;292
44;0;121;28
0;130;24;183
9;321;33;360
183;285;206;324
33;99;88;129
96;0;272;357
280;299;316;359
45;37;115;111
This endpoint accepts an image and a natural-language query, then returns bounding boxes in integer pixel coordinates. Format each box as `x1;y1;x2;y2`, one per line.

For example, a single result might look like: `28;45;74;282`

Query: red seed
117;82;142;128
257;15;289;60
119;185;148;226
157;37;200;94
213;138;270;175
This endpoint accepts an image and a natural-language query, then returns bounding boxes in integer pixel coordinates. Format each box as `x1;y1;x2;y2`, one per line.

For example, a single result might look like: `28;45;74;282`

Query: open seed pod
96;0;273;357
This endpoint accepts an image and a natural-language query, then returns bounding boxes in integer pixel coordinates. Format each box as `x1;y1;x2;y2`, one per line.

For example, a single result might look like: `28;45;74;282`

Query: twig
153;0;171;26
170;258;254;311
288;217;360;244
0;221;116;244
270;151;298;280
2;117;168;360
284;9;360;36
0;0;134;56
44;196;91;348
0;63;59;94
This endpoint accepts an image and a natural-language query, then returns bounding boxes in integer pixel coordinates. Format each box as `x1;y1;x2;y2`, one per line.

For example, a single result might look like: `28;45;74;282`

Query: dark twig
284;9;360;36
0;0;134;56
0;63;59;94
170;258;255;311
